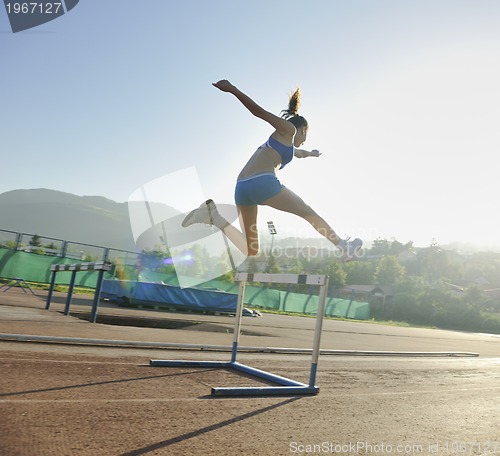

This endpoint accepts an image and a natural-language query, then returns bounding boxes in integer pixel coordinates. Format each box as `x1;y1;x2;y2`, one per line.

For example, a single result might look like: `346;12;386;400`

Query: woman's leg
234;205;259;256
182;200;260;256
263;187;343;246
217;205;259;256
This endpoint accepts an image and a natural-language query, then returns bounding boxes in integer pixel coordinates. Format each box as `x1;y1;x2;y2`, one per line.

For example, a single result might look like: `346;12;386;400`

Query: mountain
4;189;496;256
0;189;136;251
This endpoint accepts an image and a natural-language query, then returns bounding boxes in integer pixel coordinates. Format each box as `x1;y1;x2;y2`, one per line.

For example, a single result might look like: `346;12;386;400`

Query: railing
0;228;139;267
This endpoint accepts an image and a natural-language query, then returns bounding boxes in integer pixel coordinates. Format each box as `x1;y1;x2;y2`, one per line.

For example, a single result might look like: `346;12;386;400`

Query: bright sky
2;0;499;249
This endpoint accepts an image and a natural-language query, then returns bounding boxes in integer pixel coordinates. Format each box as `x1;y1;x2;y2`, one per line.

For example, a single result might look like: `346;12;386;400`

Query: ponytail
281;88;301;119
280;87;308;129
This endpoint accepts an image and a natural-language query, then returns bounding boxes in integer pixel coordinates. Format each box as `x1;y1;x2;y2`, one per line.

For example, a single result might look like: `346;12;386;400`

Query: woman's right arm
212;80;296;138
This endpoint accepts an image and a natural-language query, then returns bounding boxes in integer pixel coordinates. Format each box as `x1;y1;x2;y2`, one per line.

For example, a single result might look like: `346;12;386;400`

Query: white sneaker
182;199;219;227
338;237;363;261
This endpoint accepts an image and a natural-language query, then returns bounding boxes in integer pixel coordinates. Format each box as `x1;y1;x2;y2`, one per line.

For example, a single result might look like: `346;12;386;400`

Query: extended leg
263;187;362;259
263;187;342;244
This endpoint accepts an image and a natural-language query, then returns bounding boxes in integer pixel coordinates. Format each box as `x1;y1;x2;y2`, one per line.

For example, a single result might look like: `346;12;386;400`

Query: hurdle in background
151;272;329;396
45;261;112;323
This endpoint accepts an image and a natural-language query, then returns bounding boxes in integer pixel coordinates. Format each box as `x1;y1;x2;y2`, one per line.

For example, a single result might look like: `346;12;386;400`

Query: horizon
2;187;500;254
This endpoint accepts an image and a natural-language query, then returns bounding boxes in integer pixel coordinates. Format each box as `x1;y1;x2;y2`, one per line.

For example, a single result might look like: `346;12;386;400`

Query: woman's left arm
295;149;321;158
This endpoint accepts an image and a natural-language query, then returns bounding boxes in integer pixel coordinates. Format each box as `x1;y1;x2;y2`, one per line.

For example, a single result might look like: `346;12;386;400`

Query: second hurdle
45;261;112;323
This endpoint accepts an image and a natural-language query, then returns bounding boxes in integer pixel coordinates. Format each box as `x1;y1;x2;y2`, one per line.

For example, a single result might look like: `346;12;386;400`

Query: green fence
139;270;370;319
0;248;113;288
238;286;368;319
0;248;370;319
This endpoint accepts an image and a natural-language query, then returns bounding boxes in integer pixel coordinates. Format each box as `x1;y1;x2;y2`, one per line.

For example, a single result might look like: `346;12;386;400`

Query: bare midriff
237;146;282;180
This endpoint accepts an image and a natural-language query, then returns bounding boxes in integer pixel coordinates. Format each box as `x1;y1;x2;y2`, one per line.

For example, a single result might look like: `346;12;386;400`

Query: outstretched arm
295;148;321;158
213;80;296;138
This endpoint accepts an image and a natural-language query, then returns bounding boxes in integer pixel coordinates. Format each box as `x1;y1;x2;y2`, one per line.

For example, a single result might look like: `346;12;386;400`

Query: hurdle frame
1;277;36;295
45;261;112;323
151;272;329;396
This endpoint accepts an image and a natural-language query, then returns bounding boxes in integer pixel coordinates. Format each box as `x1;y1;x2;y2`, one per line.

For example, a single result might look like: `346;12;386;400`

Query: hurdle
45;261;112;323
151;272;329;396
1;277;36;295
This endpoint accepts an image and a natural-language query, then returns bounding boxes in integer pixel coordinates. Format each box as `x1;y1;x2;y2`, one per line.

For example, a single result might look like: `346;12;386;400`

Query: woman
183;79;362;261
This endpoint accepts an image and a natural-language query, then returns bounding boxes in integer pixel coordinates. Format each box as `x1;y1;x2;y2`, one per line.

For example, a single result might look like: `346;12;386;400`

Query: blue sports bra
263;135;294;169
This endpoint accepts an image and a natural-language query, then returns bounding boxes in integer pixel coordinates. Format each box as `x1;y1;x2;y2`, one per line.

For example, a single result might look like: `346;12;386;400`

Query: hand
212;79;235;93
309;149;321;157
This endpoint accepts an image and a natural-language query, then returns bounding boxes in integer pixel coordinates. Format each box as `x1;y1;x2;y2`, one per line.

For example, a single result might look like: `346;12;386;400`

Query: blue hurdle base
149;274;327;397
149;359;319;396
212;385;319;396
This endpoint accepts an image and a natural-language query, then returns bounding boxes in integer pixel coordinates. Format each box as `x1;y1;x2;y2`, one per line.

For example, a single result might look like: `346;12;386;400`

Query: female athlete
182;80;362;261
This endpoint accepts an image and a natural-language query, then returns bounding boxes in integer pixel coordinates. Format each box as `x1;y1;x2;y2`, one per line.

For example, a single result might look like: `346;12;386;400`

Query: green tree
414;285;449;325
213;251;233;279
370;238;392;256
374;256;405;284
217;269;235;284
462;285;487;310
286;257;304;274
177;244;210;278
370;238;413;256
29;234;42;247
140;248;175;274
391;292;418;322
324;260;347;288
28;234;44;254
267;252;281;274
3;240;17;250
417;245;452;281
393;275;424;295
45;242;58;256
282;257;307;292
344;260;377;285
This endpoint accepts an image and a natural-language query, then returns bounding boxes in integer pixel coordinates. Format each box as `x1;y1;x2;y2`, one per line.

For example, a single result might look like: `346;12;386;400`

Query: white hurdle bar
151;272;329;396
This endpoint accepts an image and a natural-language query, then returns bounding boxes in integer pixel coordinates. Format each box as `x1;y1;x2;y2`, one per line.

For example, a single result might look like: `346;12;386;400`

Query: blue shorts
234;173;283;206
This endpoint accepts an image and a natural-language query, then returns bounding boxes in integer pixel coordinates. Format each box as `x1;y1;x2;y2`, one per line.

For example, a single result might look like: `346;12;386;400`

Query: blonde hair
280;88;308;128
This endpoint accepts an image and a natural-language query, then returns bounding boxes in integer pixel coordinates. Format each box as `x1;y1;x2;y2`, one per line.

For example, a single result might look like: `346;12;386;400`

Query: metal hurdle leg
308;276;329;388
151;272;329;397
150;280;249;372
90;268;106;323
45;269;58;310
64;270;77;315
230;279;246;363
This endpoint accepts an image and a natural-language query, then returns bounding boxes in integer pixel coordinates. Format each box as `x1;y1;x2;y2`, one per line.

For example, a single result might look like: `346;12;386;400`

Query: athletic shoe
338;237;363;262
182;199;219;227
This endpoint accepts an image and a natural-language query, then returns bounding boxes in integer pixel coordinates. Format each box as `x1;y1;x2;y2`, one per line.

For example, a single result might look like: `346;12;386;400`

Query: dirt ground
1;288;499;455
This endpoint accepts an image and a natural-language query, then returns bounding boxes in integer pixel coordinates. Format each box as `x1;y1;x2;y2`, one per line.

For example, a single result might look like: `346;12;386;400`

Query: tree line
5;234;500;333
141;238;500;333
